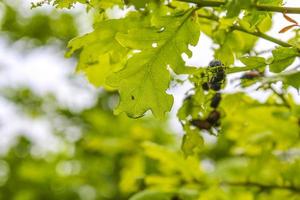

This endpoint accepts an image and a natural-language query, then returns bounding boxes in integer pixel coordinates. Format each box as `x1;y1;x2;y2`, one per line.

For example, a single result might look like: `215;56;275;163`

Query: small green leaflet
124;0;160;8
89;0;123;9
240;56;266;69
283;72;300;89
212;30;258;65
269;47;299;73
107;9;200;118
215;43;234;65
242;11;270;29
53;0;79;8
225;0;252;18
181;130;204;157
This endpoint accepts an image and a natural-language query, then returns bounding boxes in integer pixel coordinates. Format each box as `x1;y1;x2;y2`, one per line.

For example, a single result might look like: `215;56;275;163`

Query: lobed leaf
107;10;200;118
66;17;145;88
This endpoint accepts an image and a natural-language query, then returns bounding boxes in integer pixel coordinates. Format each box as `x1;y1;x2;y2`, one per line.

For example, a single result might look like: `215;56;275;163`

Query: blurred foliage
0;89;175;200
0;0;78;45
1;88;299;200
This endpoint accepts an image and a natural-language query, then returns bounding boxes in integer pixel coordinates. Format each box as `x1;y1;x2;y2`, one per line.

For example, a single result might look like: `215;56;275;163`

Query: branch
197;13;292;48
226;65;265;74
176;0;224;7
269;85;291;109
176;0;300;14
223;181;300;193
256;5;300;14
231;26;292;47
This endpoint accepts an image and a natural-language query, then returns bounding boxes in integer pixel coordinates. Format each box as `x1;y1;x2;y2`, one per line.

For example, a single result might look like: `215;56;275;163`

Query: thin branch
269;85;291;109
255;4;300;14
176;0;224;7
176;0;300;14
254;48;274;55
222;181;300;193
226;65;265;74
197;13;292;48
231;26;292;47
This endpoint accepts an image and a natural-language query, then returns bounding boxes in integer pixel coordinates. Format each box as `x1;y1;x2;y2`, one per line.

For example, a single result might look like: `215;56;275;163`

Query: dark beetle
214;70;226;82
191;119;212;130
241;71;261;79
209;60;223;67
209;82;221;91
202;82;209;91
206;110;221;125
210;93;222;108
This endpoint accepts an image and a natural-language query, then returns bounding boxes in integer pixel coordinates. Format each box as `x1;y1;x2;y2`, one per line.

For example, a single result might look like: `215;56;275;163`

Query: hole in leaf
157;27;165;33
152;43;158;48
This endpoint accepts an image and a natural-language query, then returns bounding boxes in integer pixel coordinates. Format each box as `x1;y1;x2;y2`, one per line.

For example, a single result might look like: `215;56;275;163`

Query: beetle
191;119;212;130
210;93;222;108
209;60;223;67
209;82;221;91
241;71;262;79
206;110;221;125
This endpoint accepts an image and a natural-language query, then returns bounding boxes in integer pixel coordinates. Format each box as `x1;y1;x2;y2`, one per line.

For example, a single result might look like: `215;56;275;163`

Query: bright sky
0;0;300;153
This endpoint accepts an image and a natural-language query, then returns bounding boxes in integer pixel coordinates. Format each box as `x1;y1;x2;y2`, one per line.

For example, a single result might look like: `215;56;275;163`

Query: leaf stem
176;0;300;14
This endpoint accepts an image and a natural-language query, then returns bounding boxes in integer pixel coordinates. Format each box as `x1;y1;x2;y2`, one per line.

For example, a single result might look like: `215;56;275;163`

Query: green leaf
107;50;174;118
241;11;272;32
49;0;123;8
125;0;160;8
116;10;199;74
283;72;300;89
240;56;266;69
129;189;173;200
107;10;200;118
269;47;299;73
181;130;204;157
215;43;234;65
66;17;144;88
225;0;251;18
53;0;77;8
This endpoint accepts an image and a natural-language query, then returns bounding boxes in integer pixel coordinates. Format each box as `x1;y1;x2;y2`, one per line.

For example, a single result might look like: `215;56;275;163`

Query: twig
176;0;300;14
197;13;293;48
269;85;291;109
232;26;292;47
